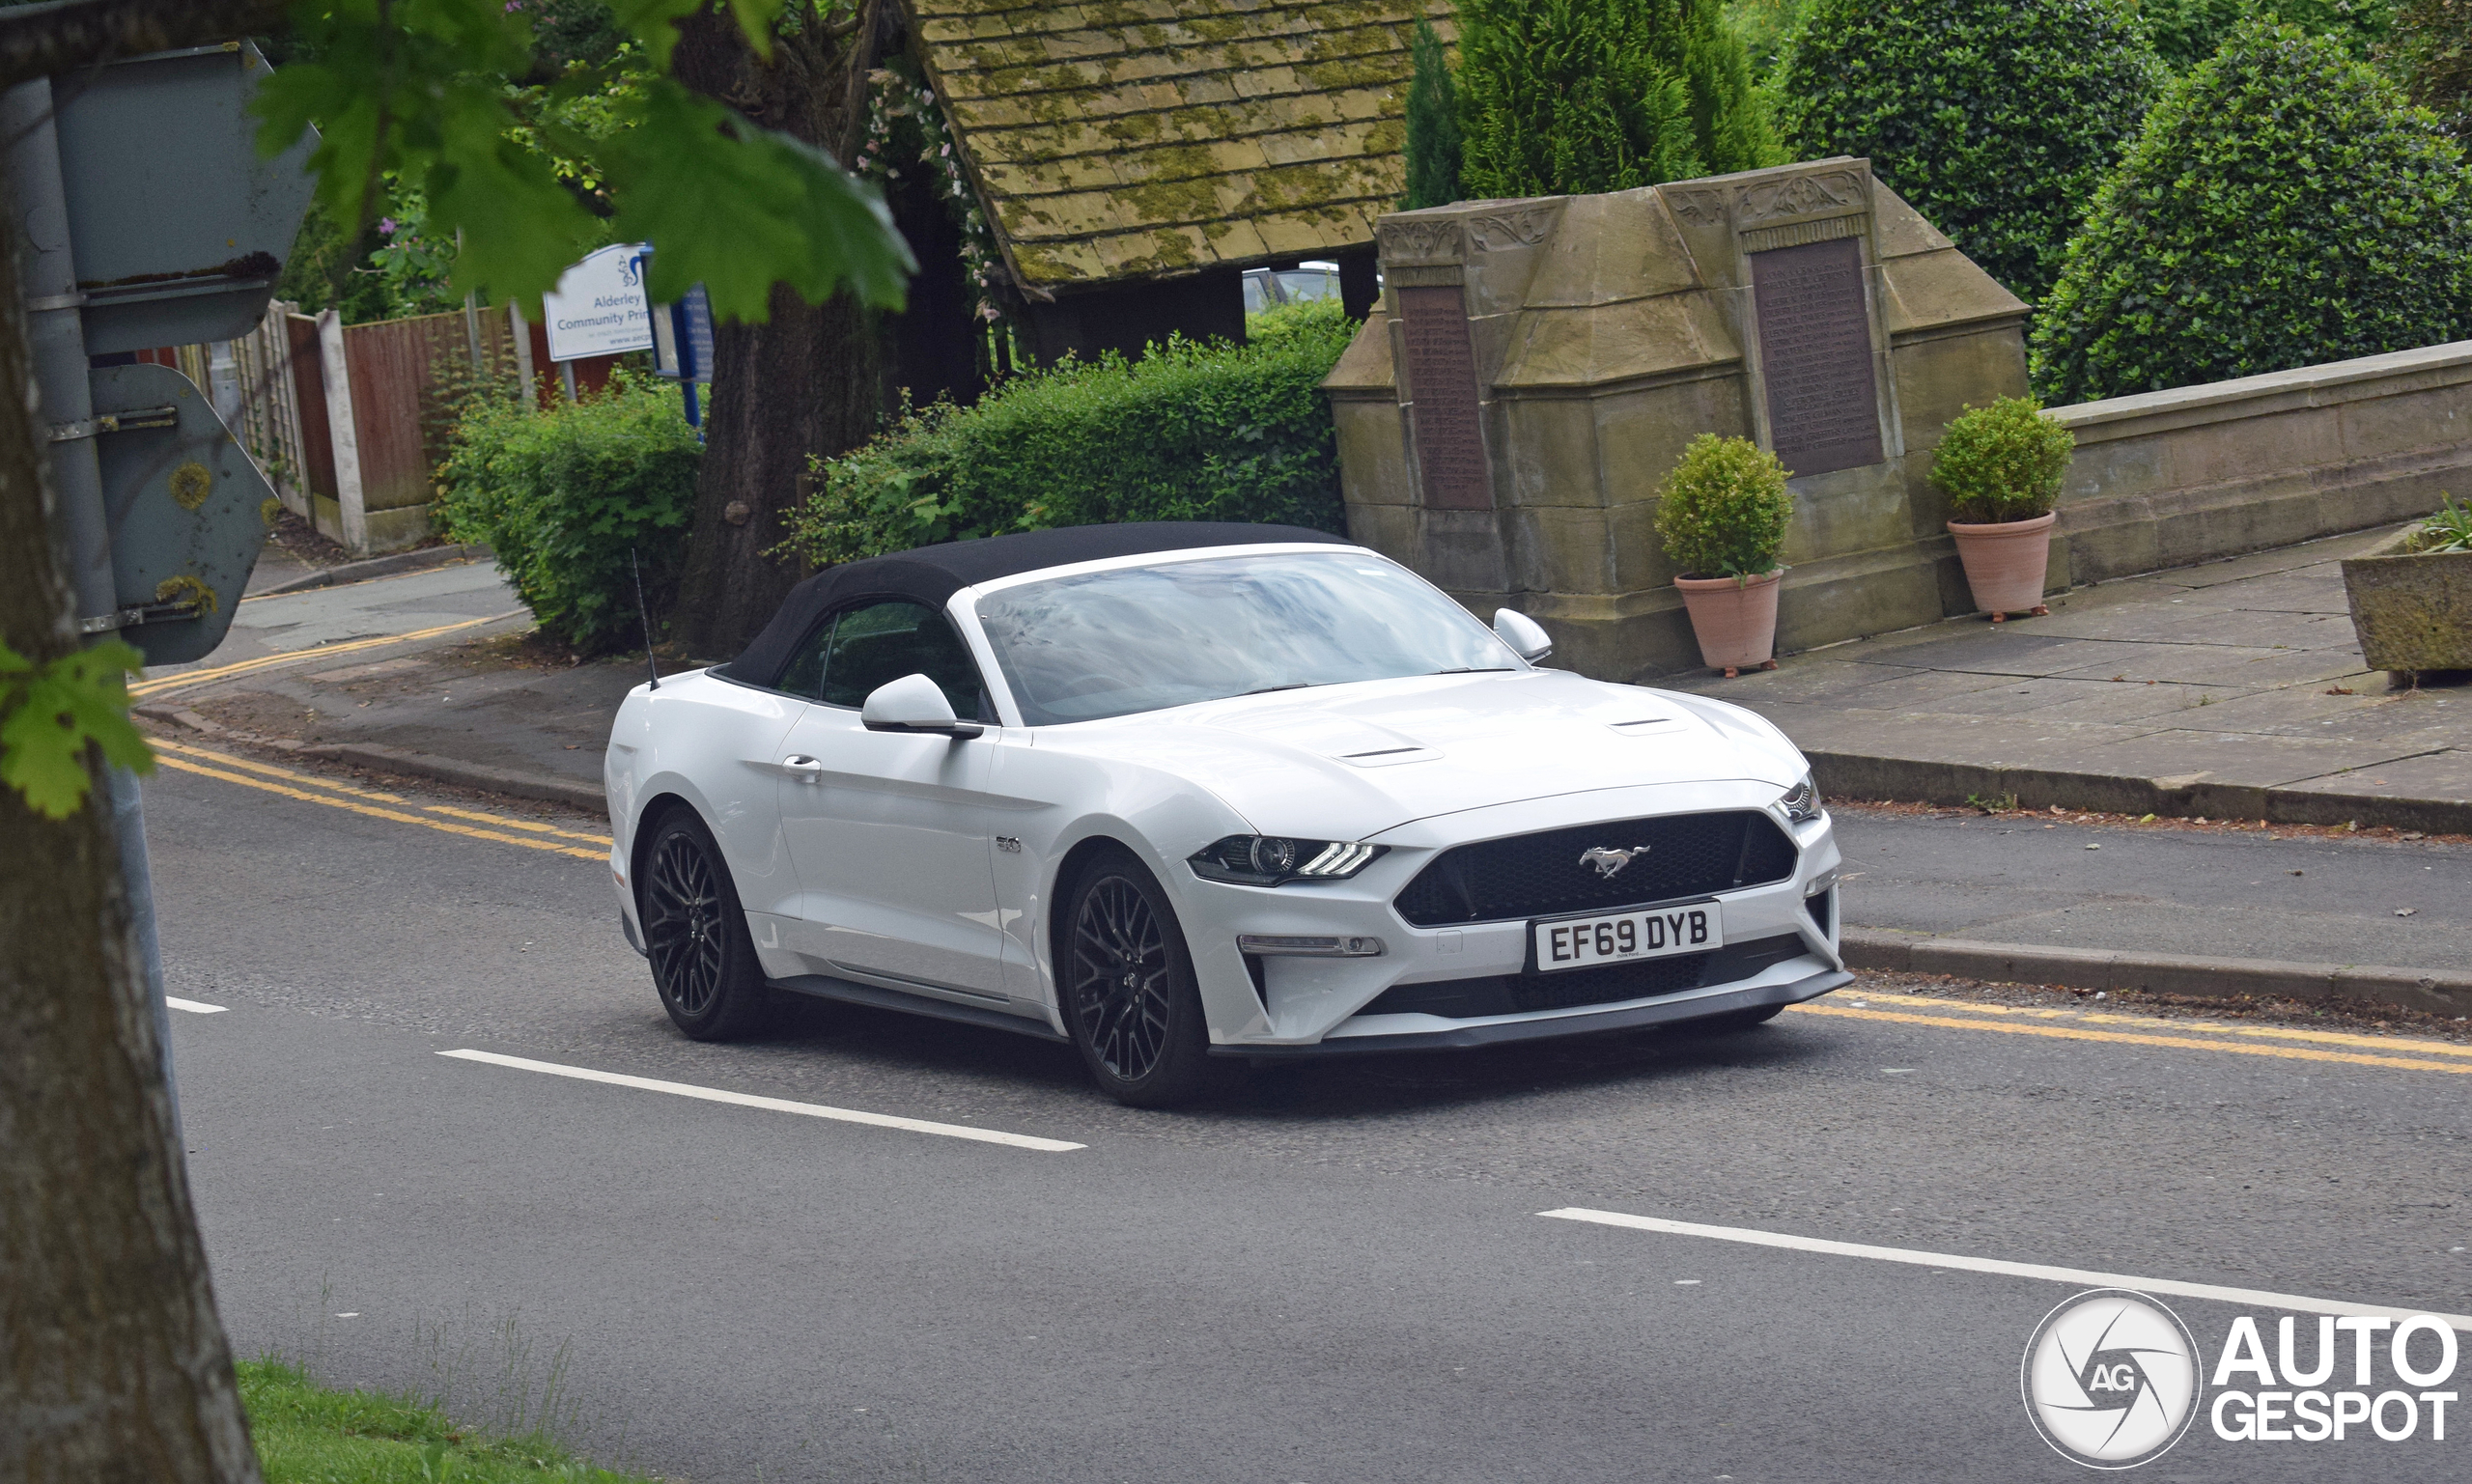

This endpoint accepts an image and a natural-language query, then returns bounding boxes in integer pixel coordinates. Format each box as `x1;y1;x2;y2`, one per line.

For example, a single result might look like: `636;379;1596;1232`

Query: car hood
1038;668;1807;840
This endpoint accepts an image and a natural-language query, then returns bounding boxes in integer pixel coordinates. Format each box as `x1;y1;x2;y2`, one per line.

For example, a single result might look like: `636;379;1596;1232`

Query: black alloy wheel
639;809;772;1040
1062;848;1214;1106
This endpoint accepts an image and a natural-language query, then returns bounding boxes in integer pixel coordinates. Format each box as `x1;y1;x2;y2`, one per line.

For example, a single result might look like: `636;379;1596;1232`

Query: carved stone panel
1395;284;1493;511
1749;236;1883;478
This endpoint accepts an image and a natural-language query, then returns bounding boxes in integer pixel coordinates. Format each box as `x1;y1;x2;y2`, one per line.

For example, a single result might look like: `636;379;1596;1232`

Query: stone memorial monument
1323;157;2031;678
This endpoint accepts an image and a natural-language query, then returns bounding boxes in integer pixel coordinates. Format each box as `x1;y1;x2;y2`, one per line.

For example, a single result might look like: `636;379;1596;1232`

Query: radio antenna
631;547;659;691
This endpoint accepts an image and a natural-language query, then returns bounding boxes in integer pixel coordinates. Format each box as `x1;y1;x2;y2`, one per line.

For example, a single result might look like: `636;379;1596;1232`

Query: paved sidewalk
1663;525;2471;831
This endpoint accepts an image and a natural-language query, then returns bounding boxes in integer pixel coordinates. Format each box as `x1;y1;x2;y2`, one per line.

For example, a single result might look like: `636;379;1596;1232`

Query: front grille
1360;934;1811;1020
1394;810;1799;927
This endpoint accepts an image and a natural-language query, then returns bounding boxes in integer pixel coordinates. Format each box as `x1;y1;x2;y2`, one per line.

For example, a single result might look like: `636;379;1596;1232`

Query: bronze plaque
1395;284;1492;510
1749;235;1883;478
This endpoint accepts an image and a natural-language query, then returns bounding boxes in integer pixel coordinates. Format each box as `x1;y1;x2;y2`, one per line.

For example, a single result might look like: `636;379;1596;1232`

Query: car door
771;597;1009;1000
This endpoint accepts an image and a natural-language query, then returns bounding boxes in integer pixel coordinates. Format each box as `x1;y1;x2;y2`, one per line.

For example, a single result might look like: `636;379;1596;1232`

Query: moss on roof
907;0;1448;287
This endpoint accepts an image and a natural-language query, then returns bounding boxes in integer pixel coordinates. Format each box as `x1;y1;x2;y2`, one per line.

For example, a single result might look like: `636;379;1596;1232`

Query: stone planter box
2342;533;2472;675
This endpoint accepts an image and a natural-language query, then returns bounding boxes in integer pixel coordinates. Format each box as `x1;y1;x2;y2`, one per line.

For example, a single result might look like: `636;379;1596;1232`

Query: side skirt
769;973;1071;1044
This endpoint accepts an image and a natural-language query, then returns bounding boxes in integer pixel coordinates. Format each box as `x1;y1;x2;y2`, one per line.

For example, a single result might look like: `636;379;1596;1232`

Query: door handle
782;754;823;781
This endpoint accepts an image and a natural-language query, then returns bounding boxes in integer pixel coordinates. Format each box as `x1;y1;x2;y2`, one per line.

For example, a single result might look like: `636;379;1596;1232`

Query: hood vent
1341;744;1443;768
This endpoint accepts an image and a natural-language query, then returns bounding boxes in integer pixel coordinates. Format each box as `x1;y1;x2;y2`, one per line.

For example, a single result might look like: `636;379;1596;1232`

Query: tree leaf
0;640;152;822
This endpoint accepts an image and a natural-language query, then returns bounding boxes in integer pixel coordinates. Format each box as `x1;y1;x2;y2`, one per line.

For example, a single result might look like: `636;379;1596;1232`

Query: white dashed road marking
1541;1208;2472;1330
438;1049;1086;1152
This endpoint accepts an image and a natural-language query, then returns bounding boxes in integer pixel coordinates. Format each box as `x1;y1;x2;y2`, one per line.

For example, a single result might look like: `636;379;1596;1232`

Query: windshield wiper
1429;666;1516;675
1238;682;1310;696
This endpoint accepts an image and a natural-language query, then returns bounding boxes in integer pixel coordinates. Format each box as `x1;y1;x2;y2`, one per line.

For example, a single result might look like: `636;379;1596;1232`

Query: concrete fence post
316;306;371;555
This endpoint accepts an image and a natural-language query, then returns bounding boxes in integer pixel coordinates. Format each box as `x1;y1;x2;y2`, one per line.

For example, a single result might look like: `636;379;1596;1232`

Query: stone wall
1324;160;2472;680
2044;343;2472;589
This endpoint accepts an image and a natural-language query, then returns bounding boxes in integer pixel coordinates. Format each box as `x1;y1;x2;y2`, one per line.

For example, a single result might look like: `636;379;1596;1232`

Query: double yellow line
1790;995;2472;1076
151;738;610;863
130;610;527;700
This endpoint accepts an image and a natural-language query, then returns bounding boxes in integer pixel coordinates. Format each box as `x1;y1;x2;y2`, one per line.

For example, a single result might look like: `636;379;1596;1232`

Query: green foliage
1456;0;1777;200
1722;0;1814;78
254;0;913;322
2143;0;2393;66
0;640;151;821
2403;494;2472;552
1929;397;2076;522
2031;22;2472;402
1654;434;1795;579
1780;0;2162;304
275;197;394;322
238;1359;653;1482
2382;0;2472;135
1404;18;1464;209
435;372;703;653
779;303;1357;567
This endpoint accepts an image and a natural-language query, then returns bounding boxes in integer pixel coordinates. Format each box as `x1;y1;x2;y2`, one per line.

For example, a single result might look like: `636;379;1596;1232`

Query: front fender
986;739;1257;1033
605;673;804;960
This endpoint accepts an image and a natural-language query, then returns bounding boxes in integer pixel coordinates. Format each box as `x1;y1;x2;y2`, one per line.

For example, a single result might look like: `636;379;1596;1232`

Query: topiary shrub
1930;397;2076;522
435;371;701;654
1456;0;1775;200
776;301;1356;568
2031;20;2472;404
1654;434;1795;578
1779;0;2161;304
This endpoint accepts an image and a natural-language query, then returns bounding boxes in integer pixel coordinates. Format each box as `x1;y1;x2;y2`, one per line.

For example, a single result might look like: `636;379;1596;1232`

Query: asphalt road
149;746;2472;1483
1830;805;2472;969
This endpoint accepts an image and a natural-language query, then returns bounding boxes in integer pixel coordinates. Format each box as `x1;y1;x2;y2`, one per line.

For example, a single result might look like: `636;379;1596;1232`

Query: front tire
638;808;772;1041
1061;848;1215;1107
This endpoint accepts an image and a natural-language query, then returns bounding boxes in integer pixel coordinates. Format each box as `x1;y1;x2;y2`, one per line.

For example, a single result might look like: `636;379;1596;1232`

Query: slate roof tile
905;0;1449;287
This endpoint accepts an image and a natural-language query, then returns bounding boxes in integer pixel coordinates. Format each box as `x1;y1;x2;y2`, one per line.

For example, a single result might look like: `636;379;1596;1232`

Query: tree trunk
0;184;262;1480
669;1;891;658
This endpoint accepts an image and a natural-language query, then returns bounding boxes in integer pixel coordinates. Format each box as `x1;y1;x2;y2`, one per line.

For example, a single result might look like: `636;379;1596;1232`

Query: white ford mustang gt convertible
606;522;1848;1106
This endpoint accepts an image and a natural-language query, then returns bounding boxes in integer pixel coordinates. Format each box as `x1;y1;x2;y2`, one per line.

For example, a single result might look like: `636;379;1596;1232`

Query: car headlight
1189;835;1388;886
1778;773;1822;825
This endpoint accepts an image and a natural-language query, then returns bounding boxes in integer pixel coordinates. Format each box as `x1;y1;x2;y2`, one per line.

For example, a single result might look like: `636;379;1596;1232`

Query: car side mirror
1493;608;1553;662
860;673;984;738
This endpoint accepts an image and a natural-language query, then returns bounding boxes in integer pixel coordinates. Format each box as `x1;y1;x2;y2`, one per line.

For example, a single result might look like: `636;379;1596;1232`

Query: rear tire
638;808;773;1041
1060;848;1215;1107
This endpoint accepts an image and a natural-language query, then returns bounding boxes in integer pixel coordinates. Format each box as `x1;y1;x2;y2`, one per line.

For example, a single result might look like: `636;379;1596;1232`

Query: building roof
905;0;1447;291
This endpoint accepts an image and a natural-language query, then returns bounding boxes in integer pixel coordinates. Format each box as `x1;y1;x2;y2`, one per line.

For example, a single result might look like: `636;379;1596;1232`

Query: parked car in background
1243;261;1343;314
605;524;1848;1106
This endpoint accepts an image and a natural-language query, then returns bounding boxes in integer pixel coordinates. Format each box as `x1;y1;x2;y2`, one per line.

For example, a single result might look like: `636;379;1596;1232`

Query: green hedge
1779;0;2162;304
435;371;702;654
2030;20;2472;403
778;301;1356;566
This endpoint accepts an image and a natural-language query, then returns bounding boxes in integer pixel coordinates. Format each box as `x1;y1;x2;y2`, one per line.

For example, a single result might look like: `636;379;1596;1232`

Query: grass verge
239;1359;660;1483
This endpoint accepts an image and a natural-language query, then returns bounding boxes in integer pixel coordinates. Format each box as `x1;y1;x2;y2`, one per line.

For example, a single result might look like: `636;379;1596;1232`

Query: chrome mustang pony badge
1579;845;1650;880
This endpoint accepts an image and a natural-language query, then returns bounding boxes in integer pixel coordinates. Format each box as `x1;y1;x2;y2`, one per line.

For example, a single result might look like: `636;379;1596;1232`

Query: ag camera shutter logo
2022;1290;2203;1469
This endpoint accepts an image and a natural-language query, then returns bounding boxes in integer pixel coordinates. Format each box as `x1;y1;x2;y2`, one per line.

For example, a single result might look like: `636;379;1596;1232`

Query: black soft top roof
724;521;1356;687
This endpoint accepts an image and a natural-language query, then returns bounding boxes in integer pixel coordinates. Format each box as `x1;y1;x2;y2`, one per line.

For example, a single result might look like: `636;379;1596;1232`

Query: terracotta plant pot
1673;569;1784;678
1947;511;2057;621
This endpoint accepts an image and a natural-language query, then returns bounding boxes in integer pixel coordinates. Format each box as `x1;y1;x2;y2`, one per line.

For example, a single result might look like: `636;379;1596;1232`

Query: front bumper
1181;781;1844;1050
1213;966;1852;1058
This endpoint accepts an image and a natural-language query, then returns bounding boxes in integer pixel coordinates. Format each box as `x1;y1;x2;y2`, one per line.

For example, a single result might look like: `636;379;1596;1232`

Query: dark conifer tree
1455;0;1774;200
1403;17;1464;209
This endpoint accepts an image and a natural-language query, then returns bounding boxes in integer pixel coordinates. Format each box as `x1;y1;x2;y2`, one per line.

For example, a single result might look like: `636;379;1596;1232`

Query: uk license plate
1532;902;1724;972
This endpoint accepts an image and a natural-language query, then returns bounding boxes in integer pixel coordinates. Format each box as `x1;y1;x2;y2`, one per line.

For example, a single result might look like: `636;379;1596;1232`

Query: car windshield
973;550;1518;725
